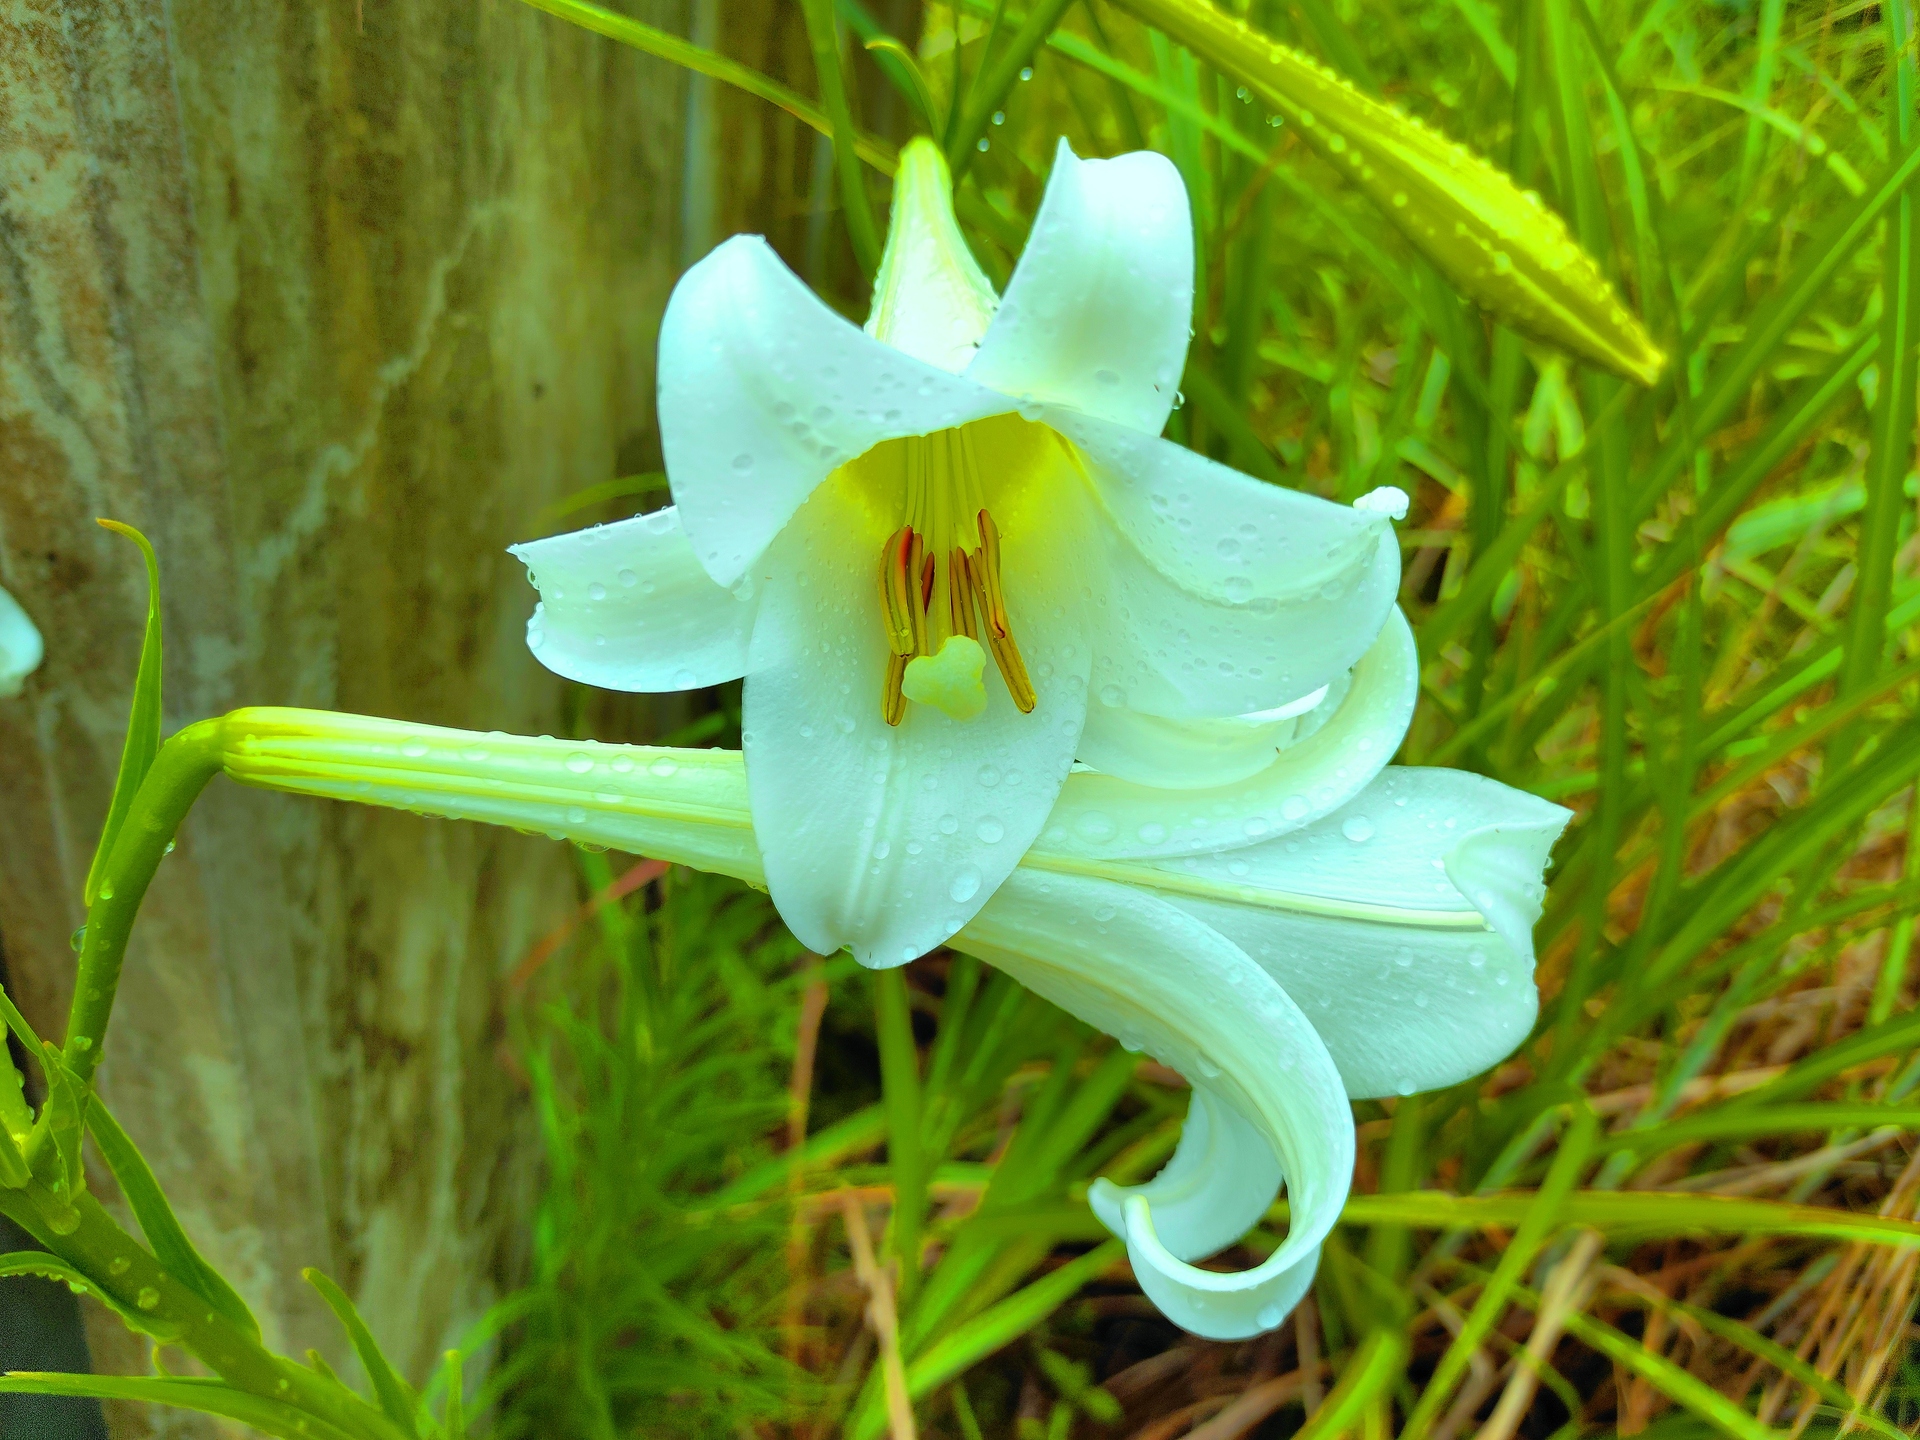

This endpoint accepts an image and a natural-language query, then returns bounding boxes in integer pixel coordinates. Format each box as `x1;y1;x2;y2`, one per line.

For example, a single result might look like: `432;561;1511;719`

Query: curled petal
960;870;1353;1338
658;235;1008;587
1054;410;1400;715
1043;608;1417;859
1077;682;1340;790
968;141;1194;436
1144;767;1571;1099
1089;1085;1282;1262
742;470;1092;968
510;506;758;692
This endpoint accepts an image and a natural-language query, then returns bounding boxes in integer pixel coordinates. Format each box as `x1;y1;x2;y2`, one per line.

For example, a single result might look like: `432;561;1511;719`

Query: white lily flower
216;688;1567;1341
510;136;1403;967
0;586;45;698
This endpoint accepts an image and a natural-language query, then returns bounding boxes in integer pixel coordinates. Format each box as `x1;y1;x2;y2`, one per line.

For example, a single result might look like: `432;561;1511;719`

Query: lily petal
1043;608;1418;859
742;469;1092;967
1143;767;1572;1099
968;141;1194;436
866;140;999;373
0;586;44;698
219;710;764;885
657;235;1008;588
1077;683;1339;790
509;506;759;691
961;869;1353;1339
1090;1084;1283;1262
1053;410;1401;715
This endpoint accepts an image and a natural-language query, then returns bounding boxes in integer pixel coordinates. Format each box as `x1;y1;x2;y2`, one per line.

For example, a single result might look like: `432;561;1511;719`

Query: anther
948;549;978;643
972;511;1037;713
878;526;917;658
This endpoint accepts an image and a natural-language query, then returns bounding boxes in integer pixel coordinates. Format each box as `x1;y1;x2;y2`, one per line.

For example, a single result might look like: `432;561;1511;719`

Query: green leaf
86;520;165;909
1614;1289;1909;1440
1713;1009;1920;1112
86;1099;261;1341
304;1267;420;1438
874;968;927;1304
512;0;896;173
1340;1189;1920;1246
0;1372;362;1440
1296;1330;1408;1440
798;0;883;274
948;0;1079;171
0;1252;182;1343
34;1042;87;1213
1108;0;1665;383
1601;1103;1920;1155
1558;1309;1781;1440
437;1351;465;1440
850;1238;1125;1440
1403;1106;1598;1440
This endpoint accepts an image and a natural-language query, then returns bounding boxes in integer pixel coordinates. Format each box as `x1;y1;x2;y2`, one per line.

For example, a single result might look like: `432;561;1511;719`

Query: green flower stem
61;720;225;1090
0;1180;405;1440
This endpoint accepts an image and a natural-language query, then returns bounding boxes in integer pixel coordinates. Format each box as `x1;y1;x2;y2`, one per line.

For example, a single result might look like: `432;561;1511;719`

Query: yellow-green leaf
1110;0;1666;384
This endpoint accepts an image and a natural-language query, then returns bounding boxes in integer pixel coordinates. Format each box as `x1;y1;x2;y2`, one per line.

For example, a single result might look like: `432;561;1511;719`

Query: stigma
875;432;1036;725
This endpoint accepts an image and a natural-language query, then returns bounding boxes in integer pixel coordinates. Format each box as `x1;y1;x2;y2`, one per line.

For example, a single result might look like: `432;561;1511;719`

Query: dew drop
949;867;982;903
937;813;960;835
611;755;634;774
731;452;755;473
1137;821;1168;844
976;818;1005;843
108;1256;131;1276
649;757;679;777
136;1287;160;1312
401;738;430;758
587;581;608;601
1341;815;1375;843
977;765;1001;787
565;752;595;775
69;927;86;953
617;567;638;587
1280;795;1310;821
1073;810;1118;843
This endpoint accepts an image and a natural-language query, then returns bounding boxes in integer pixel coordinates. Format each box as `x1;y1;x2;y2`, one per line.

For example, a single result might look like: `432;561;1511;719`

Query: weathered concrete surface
0;0;709;1431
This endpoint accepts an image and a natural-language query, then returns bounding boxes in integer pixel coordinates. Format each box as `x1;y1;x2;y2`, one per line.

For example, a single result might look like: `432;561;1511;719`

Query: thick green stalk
0;1158;404;1440
62;720;225;1089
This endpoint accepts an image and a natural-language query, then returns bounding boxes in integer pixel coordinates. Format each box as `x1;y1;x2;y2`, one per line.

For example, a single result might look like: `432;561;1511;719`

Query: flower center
875;429;1035;725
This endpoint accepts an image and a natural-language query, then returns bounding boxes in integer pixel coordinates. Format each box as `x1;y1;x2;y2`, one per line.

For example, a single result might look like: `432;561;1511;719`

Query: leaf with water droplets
1109;0;1665;384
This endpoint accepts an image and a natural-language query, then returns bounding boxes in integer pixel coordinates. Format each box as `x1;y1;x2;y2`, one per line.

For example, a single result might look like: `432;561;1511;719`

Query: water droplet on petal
949;867;982;903
1342;815;1374;843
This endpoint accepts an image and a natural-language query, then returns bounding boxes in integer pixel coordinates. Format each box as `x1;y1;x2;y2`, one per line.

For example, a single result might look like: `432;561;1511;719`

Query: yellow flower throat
875;430;1035;725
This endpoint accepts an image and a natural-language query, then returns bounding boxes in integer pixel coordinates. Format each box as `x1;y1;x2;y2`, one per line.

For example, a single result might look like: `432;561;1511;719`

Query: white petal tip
1354;486;1410;521
0;587;45;697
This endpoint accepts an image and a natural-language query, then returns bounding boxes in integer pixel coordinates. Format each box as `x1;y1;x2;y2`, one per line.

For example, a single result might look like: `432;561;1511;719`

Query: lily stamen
876;432;1036;724
972;509;1036;713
